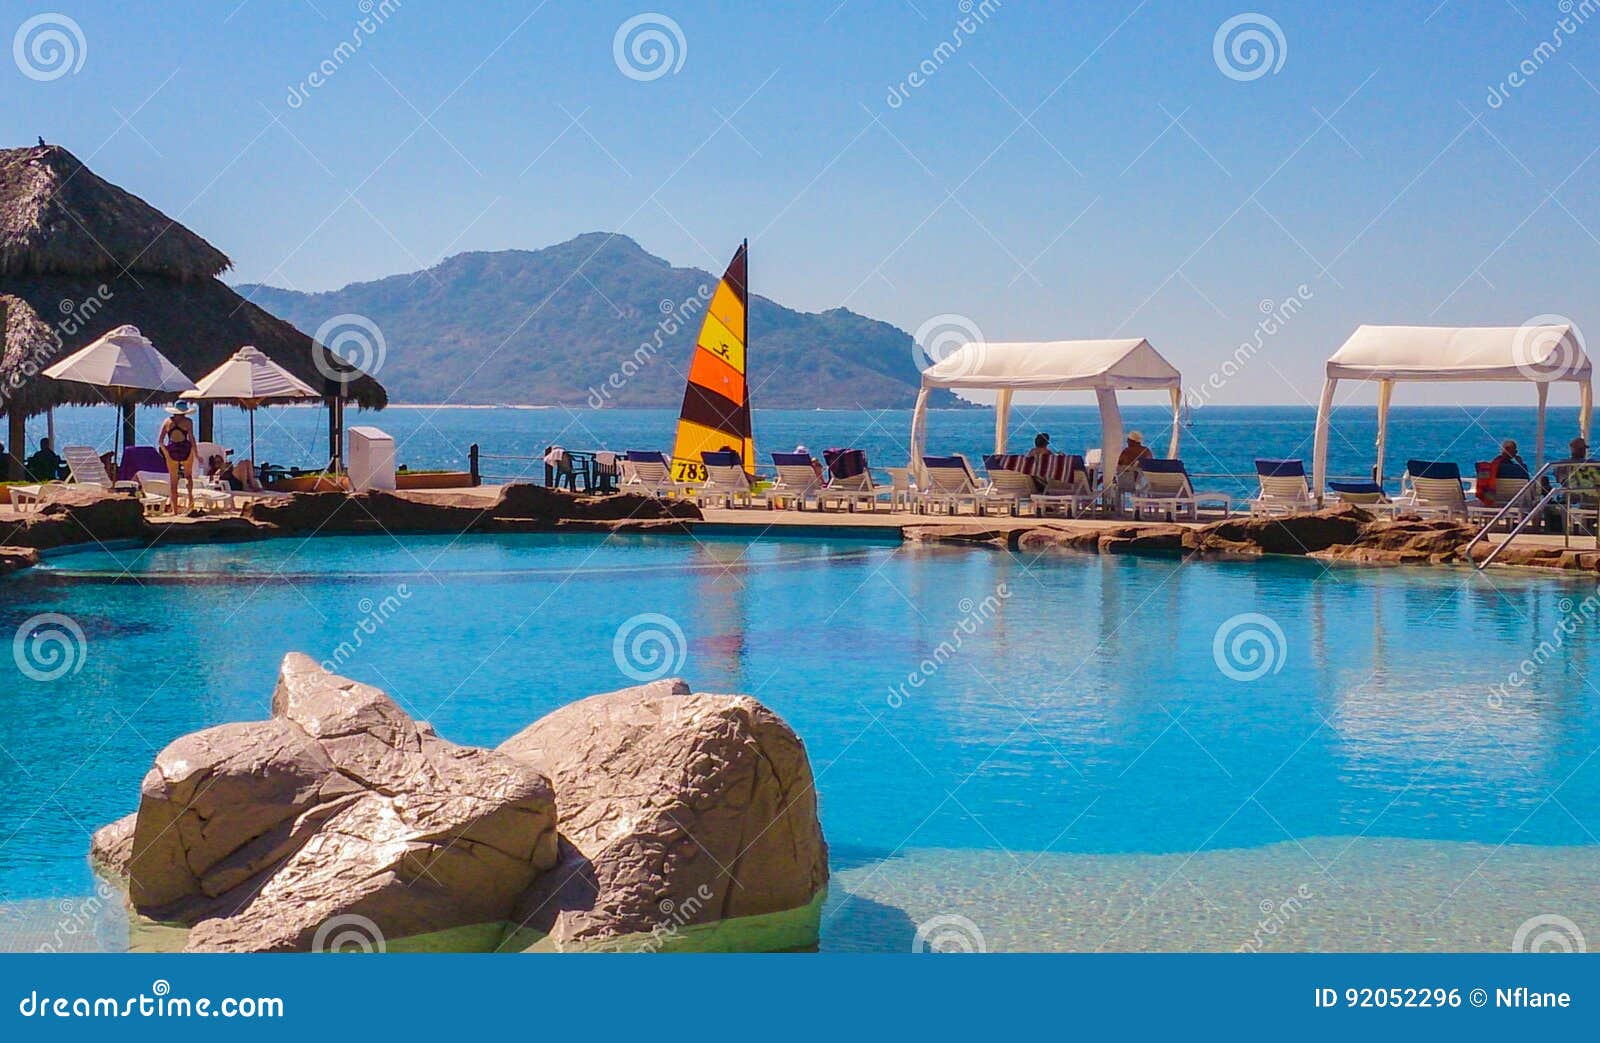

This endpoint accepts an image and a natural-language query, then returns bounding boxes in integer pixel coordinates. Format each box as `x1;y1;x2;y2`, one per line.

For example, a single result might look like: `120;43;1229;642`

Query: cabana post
1311;325;1593;502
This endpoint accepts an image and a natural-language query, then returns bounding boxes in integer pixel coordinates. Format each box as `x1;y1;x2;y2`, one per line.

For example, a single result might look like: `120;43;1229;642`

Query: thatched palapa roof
0;144;385;417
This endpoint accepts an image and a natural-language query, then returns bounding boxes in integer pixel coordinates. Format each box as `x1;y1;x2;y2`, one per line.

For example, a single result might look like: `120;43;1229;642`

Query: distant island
237;233;962;409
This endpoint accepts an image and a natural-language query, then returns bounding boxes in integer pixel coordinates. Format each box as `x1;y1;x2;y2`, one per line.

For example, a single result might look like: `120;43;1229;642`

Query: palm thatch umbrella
43;323;197;454
182;344;319;462
0;143;385;478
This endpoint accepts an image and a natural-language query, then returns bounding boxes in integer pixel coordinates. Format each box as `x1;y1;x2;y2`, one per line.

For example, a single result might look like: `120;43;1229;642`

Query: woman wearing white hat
1114;430;1153;515
157;403;197;514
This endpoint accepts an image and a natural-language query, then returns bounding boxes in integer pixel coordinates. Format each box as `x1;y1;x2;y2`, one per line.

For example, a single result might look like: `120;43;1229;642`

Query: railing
1468;460;1600;569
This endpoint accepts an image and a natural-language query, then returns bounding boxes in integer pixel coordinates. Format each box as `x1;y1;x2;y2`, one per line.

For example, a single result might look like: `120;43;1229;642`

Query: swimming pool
3;533;1598;951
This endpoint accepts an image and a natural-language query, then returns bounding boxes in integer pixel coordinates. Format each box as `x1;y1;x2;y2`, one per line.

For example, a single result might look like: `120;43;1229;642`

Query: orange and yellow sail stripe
671;241;754;482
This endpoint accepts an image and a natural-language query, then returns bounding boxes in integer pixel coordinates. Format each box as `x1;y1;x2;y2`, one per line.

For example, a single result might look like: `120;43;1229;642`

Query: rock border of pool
2;485;1597;575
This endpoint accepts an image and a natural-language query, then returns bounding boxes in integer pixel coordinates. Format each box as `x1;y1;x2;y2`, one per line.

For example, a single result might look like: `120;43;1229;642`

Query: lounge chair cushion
1406;460;1461;481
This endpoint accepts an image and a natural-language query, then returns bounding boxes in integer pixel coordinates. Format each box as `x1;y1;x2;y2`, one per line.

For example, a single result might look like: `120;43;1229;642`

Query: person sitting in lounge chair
1114;431;1152;511
793;444;825;486
1475;438;1529;505
1025;433;1052;463
24;438;65;481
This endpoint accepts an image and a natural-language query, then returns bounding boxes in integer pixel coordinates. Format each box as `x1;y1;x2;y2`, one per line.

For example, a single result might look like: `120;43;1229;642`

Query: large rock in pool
498;679;829;951
112;654;560;951
90;656;828;952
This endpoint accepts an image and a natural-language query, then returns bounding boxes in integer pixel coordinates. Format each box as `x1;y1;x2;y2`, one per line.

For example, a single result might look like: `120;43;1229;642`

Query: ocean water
2;534;1598;951
13;403;1594;497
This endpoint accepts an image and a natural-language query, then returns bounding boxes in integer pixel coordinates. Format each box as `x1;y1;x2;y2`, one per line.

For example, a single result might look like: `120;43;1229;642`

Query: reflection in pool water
2;533;1597;951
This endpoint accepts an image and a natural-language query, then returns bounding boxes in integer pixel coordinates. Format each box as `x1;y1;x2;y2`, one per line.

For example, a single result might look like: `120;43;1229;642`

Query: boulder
242;484;701;536
1194;503;1370;556
114;654;559;952
0;545;39;575
89;813;137;878
0;489;145;550
498;679;828;951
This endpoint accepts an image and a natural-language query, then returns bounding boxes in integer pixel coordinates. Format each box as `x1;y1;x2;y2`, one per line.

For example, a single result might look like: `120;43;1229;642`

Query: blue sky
6;0;1599;403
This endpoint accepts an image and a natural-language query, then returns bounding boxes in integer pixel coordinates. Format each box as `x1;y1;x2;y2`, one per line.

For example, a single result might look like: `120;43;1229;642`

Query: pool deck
4;484;1598;560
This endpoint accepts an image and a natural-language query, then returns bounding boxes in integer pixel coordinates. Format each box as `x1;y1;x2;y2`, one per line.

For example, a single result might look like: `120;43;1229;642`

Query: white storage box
348;426;396;492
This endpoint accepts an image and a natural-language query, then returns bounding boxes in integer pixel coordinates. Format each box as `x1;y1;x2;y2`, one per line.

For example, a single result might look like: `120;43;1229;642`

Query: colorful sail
671;240;753;482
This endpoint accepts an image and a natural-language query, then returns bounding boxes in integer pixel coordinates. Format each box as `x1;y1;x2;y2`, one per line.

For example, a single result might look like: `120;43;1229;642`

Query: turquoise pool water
2;534;1598;951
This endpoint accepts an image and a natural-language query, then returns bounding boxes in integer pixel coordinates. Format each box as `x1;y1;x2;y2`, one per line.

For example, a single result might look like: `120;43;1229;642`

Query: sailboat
670;240;754;483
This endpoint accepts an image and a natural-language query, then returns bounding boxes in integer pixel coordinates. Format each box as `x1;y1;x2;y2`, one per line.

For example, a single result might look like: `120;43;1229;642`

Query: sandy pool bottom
2;838;1593;953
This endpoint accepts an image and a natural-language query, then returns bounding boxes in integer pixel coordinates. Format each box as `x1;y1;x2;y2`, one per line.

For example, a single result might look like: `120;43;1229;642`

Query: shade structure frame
1311;324;1596;500
908;338;1184;491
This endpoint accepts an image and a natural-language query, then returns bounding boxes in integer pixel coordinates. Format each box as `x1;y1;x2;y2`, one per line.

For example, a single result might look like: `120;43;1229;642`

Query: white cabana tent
1311;324;1593;499
182;345;321;463
42;324;197;453
909;339;1184;481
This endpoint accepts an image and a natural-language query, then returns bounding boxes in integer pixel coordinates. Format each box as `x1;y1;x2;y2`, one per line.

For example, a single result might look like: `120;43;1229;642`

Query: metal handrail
1470;460;1600;569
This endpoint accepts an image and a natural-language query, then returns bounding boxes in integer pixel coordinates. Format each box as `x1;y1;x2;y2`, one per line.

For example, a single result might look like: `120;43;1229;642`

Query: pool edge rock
498;679;829;952
88;656;826;953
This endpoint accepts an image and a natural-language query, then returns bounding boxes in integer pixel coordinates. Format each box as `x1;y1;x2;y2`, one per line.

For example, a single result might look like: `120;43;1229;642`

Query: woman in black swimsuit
158;404;197;514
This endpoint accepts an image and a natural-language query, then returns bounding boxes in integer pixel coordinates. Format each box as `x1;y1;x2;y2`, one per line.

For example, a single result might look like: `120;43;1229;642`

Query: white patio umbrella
181;345;319;462
42;324;197;454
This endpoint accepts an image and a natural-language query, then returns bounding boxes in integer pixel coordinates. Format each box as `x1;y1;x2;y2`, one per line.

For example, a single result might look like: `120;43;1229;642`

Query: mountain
236;233;959;409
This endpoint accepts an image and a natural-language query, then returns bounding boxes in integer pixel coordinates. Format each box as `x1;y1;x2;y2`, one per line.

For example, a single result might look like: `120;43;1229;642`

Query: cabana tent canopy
910;339;1184;478
1312;324;1593;498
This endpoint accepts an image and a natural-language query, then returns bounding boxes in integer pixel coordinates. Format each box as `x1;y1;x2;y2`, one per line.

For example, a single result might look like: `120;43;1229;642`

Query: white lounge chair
1399;460;1468;520
980;456;1035;516
764;452;824;510
882;467;915;512
9;444;115;510
621;451;688;498
818;449;885;512
1131;458;1231;521
692;450;756;508
135;471;234;514
1031;454;1096;518
1248;459;1315;517
919;455;984;515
